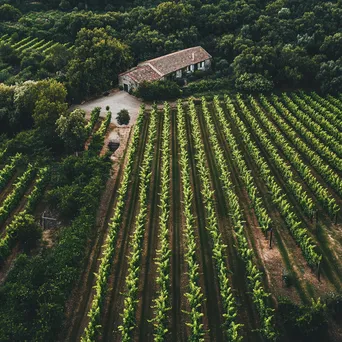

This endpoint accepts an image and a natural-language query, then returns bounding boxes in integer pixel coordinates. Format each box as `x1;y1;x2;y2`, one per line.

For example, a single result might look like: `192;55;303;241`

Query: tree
33;80;68;148
0;84;14;132
116;109;130;125
154;2;193;33
66;27;131;101
0;4;22;21
13;81;39;130
320;33;342;60
56;109;88;152
316;58;342;94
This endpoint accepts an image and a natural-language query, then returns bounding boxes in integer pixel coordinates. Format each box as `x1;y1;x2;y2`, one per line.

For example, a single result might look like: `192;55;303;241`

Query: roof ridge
145;62;163;76
139;46;203;65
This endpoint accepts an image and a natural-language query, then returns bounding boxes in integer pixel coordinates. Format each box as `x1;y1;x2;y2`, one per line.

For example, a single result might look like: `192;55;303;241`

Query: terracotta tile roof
119;46;211;84
140;46;211;76
120;65;161;83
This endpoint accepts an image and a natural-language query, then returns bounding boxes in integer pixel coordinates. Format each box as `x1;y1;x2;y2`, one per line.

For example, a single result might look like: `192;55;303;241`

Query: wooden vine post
317;260;321;282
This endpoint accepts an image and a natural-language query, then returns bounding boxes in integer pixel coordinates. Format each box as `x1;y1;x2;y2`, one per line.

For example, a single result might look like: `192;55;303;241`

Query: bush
135;80;182;101
235;72;274;92
184;78;231;95
116;109;130;125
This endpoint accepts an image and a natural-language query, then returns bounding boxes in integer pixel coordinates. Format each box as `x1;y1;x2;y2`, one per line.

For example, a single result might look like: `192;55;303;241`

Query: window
198;61;205;69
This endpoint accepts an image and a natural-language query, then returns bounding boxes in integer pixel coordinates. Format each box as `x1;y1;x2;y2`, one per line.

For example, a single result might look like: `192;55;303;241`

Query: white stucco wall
118;75;138;92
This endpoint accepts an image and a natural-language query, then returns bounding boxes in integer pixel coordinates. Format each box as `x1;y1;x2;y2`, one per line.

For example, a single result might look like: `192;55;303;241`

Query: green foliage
0;212;41;261
66;27;131;101
278;297;328;340
82;106;144;341
316;58;342;94
0;4;21;21
85;106;101;133
88;110;111;153
135;80;181;101
235;73;274;92
56;108;87;152
116;109;130;125
0;151;111;341
185;78;231;95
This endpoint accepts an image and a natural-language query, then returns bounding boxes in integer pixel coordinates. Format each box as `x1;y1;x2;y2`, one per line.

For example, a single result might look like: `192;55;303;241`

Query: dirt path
101;117;150;342
134;112;163;341
61;125;133;342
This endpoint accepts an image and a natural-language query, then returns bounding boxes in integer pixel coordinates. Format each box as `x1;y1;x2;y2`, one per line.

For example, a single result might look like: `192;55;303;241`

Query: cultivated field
71;92;342;342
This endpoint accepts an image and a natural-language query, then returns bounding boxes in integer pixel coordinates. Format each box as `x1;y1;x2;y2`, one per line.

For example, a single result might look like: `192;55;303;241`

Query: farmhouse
118;46;212;93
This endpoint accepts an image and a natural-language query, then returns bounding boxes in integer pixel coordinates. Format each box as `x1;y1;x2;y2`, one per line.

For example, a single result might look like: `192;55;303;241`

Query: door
123;83;129;92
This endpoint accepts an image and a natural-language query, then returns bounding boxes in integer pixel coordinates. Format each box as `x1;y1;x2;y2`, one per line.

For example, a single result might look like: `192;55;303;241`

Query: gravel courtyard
75;91;142;127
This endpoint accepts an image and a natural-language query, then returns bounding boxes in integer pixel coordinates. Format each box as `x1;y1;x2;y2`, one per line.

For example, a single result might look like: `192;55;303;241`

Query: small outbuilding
119;46;212;93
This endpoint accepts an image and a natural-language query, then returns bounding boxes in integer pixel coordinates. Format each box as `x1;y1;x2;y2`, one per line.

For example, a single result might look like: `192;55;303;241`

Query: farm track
170;110;185;342
101;116;150;342
64;126;136;342
249;99;342;289
185;109;224;341
136;112;163;341
197;105;261;341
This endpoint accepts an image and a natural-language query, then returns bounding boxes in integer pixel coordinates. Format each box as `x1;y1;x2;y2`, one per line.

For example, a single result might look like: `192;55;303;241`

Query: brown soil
61;124;132;342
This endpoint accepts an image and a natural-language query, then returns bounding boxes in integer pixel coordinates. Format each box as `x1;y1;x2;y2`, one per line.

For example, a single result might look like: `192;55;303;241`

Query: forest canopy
0;0;342;97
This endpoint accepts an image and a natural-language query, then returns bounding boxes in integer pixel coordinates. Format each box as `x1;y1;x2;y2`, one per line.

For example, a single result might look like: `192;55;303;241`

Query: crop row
85;107;101;133
233;95;321;269
150;103;172;341
177;101;206;341
265;95;342;200
82;106;145;342
0;153;22;192
201;97;277;340
247;97;315;217
0;164;35;225
188;98;242;341
213;96;271;234
0;167;49;261
257;95;339;216
297;92;342;135
118;107;158;341
282;94;342;167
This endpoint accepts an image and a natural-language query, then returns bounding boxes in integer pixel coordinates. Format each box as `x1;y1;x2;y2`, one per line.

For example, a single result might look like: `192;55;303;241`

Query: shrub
184;78;231;95
235;72;274;92
116;109;130;125
135;80;181;101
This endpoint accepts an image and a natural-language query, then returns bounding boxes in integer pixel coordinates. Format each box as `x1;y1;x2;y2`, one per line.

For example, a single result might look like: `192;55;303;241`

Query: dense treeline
1;0;342;99
0;77;112;341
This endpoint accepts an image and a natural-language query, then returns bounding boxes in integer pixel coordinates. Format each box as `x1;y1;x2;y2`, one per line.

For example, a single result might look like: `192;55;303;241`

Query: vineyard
0;34;73;82
62;91;342;342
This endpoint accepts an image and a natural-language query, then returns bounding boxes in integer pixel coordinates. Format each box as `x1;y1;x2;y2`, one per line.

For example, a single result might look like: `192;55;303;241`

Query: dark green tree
116;109;130;125
66;27;131;100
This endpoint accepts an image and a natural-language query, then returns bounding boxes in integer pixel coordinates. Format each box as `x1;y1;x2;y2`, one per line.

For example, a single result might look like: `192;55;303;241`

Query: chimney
192;52;195;61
